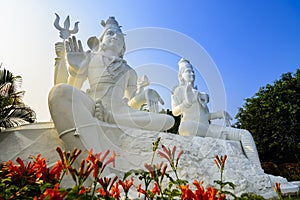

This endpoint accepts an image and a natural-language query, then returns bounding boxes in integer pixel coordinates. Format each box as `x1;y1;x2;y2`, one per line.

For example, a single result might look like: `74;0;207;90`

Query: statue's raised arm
65;36;90;89
53;14;80;86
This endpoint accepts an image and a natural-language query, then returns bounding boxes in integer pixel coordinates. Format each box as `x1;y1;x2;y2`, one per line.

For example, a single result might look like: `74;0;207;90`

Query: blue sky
0;0;299;122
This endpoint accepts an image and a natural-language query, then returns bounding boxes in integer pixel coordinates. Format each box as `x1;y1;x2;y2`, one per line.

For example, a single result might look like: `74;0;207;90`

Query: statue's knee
240;129;254;141
166;116;175;130
49;83;73;104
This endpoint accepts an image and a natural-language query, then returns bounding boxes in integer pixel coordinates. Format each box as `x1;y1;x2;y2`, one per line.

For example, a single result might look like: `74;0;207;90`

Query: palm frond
0;68;14;86
0;104;36;130
0;117;29;129
0;67;36;131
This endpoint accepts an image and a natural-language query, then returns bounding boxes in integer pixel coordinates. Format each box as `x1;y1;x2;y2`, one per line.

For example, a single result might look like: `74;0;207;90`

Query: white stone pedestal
0;122;298;198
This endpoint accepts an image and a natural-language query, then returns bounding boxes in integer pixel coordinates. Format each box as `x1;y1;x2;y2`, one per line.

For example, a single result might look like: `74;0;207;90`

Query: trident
54;13;79;40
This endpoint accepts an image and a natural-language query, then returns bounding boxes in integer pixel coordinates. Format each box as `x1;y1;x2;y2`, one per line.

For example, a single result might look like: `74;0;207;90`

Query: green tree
0;67;36;131
234;69;300;164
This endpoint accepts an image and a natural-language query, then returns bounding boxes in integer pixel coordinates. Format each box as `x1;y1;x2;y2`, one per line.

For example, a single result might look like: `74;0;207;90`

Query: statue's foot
95;98;105;121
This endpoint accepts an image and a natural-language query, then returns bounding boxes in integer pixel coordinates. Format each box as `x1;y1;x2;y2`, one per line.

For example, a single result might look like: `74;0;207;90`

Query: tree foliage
0;67;36;131
234;69;300;164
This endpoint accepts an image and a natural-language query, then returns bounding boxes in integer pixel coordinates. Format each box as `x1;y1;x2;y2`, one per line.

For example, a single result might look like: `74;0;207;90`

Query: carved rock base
1;122;298;198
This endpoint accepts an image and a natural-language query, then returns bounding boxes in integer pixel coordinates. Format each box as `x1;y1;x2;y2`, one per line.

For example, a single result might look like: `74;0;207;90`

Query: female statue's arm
124;69;138;103
171;94;183;116
172;87;193;116
209;111;232;126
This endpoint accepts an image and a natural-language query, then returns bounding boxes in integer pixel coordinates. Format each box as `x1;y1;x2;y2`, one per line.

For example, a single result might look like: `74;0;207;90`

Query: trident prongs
54;13;79;40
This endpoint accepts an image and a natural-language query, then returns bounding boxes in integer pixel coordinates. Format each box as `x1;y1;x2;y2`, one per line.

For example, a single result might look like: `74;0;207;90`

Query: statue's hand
222;111;233;127
181;100;192;109
198;92;209;103
65;36;90;71
181;84;194;109
145;89;164;113
95;98;105;121
55;42;65;58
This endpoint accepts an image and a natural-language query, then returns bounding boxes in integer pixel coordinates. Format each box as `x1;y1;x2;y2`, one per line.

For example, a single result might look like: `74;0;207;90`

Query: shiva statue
49;16;174;139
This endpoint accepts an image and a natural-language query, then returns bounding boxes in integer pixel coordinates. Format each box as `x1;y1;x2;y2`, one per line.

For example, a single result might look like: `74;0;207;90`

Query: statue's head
178;58;195;86
99;16;126;58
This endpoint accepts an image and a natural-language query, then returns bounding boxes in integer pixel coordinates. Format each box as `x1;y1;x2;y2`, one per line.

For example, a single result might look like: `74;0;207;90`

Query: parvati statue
171;58;262;169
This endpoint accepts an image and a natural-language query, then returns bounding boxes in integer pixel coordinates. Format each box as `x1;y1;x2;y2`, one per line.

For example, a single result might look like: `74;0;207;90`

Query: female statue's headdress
178;58;192;72
178;58;195;86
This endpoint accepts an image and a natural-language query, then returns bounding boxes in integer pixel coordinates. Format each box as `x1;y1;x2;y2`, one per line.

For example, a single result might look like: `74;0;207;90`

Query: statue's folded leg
226;127;262;168
49;83;96;132
111;108;175;131
48;84;104;151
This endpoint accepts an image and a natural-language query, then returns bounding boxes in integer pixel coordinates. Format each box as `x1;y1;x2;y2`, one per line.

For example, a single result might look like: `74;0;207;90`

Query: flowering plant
0;137;286;199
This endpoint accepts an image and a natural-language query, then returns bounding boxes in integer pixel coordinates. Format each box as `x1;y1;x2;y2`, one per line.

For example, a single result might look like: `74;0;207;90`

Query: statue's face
101;28;125;54
182;66;195;84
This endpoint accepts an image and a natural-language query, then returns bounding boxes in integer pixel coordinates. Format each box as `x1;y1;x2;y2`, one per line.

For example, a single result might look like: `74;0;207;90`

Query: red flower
171;146;177;158
157;145;184;168
78;159;85;177
161;163;168;179
100;150;110;162
137;184;147;198
79;186;89;195
67;165;77;182
180;184;197;200
98;177;119;199
214;155;227;171
103;150;116;168
98;177;112;189
38;183;67;200
86;149;103;178
152;182;160;195
206;186;217;200
34;154;48;181
98;188;108;196
157;145;171;163
144;163;155;178
86;149;116;177
193;180;205;197
119;178;134;193
110;182;120;199
218;193;226;200
7;156;39;183
98;177;118;194
56;147;65;167
6;159;23;179
49;160;63;181
274;182;282;194
176;149;184;167
56;147;81;175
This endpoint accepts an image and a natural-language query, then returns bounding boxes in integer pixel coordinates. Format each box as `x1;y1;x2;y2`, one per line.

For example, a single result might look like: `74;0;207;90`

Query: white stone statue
128;75;165;113
49;16;174;136
171;58;262;168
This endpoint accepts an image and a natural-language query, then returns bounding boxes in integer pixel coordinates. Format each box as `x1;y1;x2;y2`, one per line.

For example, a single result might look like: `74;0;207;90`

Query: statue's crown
178;58;192;71
101;16;122;30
